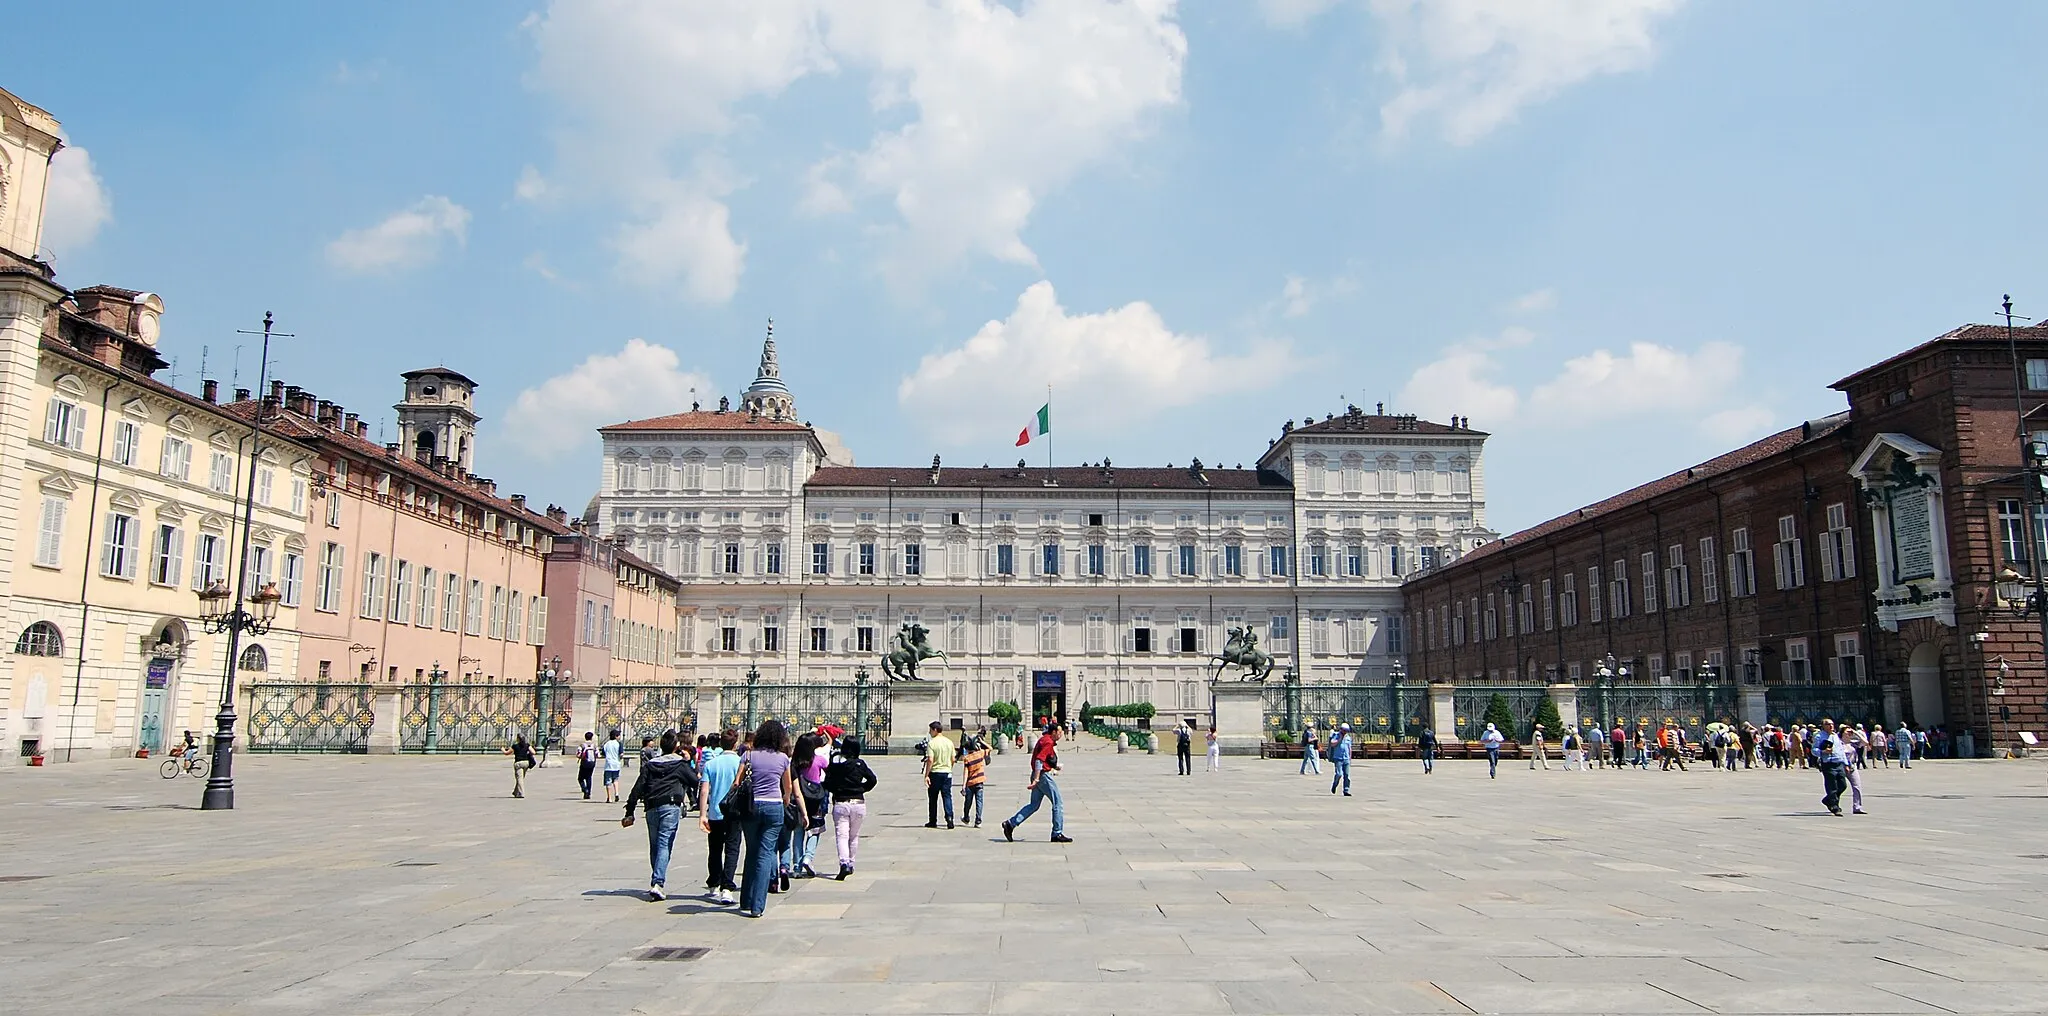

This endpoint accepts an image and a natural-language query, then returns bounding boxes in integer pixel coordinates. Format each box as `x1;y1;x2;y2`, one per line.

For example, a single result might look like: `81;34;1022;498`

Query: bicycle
160;749;209;780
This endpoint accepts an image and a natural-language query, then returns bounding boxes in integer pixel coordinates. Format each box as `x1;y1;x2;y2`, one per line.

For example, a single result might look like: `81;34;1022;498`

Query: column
1209;680;1264;755
1429;682;1456;740
367;683;403;755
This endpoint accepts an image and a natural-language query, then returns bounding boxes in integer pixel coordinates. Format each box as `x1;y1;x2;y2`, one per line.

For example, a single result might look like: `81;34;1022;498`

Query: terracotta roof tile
805;464;1290;492
1832;322;2048;390
601;410;811;433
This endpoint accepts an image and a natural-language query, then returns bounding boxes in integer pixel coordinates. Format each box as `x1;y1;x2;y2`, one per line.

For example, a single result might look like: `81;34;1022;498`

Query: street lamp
426;661;447;753
535;655;567;764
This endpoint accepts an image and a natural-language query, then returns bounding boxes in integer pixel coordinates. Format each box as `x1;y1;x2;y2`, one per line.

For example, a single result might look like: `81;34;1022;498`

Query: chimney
546;505;568;524
235;388;252;403
354;419;369;438
510;494;528;511
477;477;496;495
344;412;360;434
202;379;219;403
384;442;400;458
316;400;335;425
269;380;285;403
262;394;280;417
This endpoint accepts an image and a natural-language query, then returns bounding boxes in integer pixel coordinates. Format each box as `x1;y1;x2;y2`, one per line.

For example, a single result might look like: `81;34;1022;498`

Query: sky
14;1;2048;534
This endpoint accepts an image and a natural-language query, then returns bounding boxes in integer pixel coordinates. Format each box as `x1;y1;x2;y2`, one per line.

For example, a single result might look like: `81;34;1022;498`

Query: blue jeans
1421;745;1434;773
645;803;681;888
960;784;985;824
1486;746;1500;778
1300;747;1320;774
1329;758;1350;794
740;802;787;914
1007;775;1063;836
1898;743;1912;767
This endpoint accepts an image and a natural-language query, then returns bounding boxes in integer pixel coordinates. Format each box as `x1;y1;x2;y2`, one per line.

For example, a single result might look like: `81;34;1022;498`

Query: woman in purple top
737;720;804;917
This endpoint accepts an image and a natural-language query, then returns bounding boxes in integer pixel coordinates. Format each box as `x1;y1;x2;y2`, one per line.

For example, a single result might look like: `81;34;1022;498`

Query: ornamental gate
399;680;567;753
597;684;699;742
1766;685;1884;728
1587;682;1739;740
1264;682;1429;740
1452;685;1549;741
719;680;890;751
244;682;374;753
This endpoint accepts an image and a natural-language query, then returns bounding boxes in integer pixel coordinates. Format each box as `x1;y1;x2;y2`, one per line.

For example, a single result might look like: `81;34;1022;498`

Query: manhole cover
0;875;49;883
636;946;709;962
392;862;438;868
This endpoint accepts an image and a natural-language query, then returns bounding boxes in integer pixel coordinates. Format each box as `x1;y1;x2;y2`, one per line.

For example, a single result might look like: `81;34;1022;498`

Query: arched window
15;621;63;657
238;644;268;672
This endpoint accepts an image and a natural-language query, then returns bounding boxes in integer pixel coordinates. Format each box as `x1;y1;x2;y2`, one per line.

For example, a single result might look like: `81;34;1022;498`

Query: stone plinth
564;683;601;743
1209;680;1265;755
1740;687;1768;728
367;684;403;755
1429;683;1456;739
888;680;942;755
695;684;722;736
1548;684;1579;731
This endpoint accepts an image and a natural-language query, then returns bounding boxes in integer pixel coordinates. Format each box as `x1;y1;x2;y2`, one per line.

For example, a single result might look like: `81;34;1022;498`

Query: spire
758;318;780;379
739;317;796;420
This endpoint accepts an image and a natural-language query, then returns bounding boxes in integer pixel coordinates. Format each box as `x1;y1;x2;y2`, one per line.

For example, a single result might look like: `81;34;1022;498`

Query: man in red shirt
1001;724;1072;843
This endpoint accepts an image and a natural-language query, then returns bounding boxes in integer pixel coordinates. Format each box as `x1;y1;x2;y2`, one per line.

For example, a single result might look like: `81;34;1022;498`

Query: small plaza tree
1482;693;1519;742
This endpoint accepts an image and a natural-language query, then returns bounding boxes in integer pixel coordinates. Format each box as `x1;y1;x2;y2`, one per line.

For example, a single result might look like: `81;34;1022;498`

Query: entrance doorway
139;657;175;753
1031;670;1067;729
1907;642;1944;728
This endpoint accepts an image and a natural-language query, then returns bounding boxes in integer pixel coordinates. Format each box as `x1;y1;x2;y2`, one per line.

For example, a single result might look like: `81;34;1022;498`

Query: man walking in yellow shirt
923;722;957;830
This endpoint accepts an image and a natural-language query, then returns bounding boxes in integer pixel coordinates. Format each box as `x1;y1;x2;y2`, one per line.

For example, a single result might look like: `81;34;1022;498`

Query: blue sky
15;1;2048;533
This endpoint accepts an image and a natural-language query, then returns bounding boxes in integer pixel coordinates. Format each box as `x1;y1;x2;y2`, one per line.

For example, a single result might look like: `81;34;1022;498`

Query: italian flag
1016;403;1050;446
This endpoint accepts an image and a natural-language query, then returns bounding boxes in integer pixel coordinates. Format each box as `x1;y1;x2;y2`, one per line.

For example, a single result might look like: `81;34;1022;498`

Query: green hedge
1080;701;1156;724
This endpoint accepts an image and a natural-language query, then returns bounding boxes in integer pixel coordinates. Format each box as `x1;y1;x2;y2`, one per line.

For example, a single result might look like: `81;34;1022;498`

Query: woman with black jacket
822;737;880;880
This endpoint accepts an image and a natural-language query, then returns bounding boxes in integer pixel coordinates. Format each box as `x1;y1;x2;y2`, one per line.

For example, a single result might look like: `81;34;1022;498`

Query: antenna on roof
230;345;243;388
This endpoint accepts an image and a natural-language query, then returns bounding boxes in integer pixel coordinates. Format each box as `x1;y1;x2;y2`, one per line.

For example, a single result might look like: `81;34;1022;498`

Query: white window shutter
43;399;60;444
1818;532;1836;582
1841;531;1856;578
68;405;84;449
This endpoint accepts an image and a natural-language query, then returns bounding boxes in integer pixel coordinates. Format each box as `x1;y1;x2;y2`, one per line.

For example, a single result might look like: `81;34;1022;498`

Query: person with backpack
1175;722;1194;776
1417;726;1437;774
1561;728;1581;771
575;731;599;800
958;735;991;827
621;730;693;901
823;736;880;880
601;729;625;803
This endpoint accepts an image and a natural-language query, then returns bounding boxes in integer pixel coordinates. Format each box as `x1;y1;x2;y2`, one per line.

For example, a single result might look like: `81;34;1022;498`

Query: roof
400;365;479;387
601;410;815;433
218;399;572;536
1832;322;2048;391
1448;411;1852;569
1256;409;1483;468
804;464;1291;492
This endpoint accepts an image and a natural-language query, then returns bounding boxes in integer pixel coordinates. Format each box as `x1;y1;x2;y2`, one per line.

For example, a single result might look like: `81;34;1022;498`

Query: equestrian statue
1211;626;1275;682
880;621;947;681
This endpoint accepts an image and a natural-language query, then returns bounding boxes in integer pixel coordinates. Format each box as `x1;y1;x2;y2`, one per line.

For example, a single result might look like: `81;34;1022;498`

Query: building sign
1889;489;1935;582
145;658;174;690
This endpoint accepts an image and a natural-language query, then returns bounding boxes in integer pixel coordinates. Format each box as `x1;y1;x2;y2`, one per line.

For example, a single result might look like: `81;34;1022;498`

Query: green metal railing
244;682;374;753
1264;681;1428;740
1766;685;1884;728
399;680;542;753
597;684;699;741
719;675;889;751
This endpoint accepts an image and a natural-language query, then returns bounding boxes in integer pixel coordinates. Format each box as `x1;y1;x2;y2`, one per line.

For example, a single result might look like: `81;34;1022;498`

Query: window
1039;613;1060;652
993;612;1014;652
1483;594;1497;640
1085;613;1107;654
1664;544;1690;608
812;542;831;575
466;580;485;636
244;544;271;592
809;615;830;652
650;460;671;489
111;420;139;466
615;461;635;490
1269;613;1290;646
159;435;191;480
195;532;225;588
1345;613;1368;654
1783;638;1811;684
1772;515;1805;590
682;460;704;490
948;612;967;652
1728;528;1756;597
762;614;781;653
1132;544;1150;576
1376;457;1397;493
530;596;548;645
43;396;84;449
281;550;303;606
1218;543;1241;577
859;543;877;576
581;599;598;645
359;553;385;619
947;541;969;576
2029;359;2048;390
723;542;741;575
442;574;461;631
1820;502;1856;581
1640;552;1658;613
1386;545;1402;576
904;543;922;576
1177;615;1199;653
1413;456;1435;494
325;493;342;528
316;543;345;612
1132;617;1154;653
1560;574;1578;627
720;616;739;653
1307;543;1327;578
1587;566;1603;622
390;562;412;625
1043;544;1062;576
33;497;65;568
1450;459;1471;495
1087;543;1105;576
723;459;744;490
1609;559;1630;618
490;586;507;640
765;541;783;575
1833;634;1862;683
411;567;434;627
1268;545;1288;577
290;477;307;515
856;613;876;653
1385;614;1403;654
100;509;140;579
148;524;182;585
238;644;268;672
995;543;1016;576
1518;584;1534;632
599;604;613;648
1341;458;1364;494
209;451;235;495
1700;537;1720;603
678;538;699;576
15;621;62;657
256;467;274;506
1345;544;1363;577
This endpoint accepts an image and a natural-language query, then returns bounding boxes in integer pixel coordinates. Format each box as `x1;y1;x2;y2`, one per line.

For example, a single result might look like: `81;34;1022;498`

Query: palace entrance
1031;670;1067;728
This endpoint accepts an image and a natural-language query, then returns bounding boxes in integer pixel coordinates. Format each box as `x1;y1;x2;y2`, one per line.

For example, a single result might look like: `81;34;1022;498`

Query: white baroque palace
595;334;1494;728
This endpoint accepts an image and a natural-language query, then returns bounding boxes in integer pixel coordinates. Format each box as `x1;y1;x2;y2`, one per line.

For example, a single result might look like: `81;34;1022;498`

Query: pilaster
0;272;64;764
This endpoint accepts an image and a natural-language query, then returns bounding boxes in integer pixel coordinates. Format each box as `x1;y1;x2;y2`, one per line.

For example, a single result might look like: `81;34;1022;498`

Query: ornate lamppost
745;663;761;730
536;655;566;765
425;661;447;753
1593;652;1629;730
853;664;871;745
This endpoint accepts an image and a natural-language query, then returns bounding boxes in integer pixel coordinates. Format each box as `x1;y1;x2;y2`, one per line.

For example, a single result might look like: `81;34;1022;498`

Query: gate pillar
1428;683;1456;739
566;681;601;742
1740;687;1768;728
695;684;722;736
1548;683;1579;732
367;682;402;755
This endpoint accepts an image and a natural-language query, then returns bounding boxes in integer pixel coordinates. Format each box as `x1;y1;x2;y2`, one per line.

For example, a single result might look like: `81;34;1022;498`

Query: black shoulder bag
720;759;754;820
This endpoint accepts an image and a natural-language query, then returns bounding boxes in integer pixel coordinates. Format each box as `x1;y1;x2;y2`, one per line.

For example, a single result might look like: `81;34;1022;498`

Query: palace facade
594;334;1494;728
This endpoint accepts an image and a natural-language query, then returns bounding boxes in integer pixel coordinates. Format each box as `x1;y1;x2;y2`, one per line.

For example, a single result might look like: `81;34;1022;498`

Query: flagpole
1045;385;1053;482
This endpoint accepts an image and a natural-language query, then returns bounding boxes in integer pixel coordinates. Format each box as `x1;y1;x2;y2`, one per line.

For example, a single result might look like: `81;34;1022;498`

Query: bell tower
738;319;796;421
395;367;480;472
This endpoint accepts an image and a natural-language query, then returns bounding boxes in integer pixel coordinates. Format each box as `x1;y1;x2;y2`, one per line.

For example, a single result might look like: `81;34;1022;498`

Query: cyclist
177;730;199;768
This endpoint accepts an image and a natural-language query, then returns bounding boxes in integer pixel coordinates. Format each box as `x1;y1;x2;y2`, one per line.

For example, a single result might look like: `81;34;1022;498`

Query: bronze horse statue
880;622;946;681
1211;626;1275;682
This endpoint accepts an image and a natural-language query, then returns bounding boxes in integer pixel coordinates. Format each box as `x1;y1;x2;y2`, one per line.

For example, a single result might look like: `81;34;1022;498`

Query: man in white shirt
1814;718;1851;816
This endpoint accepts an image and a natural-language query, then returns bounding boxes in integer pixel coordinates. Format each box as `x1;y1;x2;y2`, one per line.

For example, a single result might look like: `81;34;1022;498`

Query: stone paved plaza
5;744;2048;1015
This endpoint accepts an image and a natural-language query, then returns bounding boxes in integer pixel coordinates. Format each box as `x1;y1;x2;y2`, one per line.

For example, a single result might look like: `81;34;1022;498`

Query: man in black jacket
622;730;693;901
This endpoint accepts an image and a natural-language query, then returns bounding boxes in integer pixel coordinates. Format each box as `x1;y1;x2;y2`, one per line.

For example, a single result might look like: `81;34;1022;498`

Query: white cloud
325;196;471;274
1700;405;1776;444
514;165;549;202
610;183;746;302
898;280;1294;445
501;338;716;461
1372;0;1685;145
1508;287;1556;313
524;0;1184;293
1258;0;1343;28
41;140;112;255
1281;275;1312;318
1397;328;1762;439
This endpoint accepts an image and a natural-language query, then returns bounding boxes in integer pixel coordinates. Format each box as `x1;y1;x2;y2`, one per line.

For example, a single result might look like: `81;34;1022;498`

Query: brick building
1402;318;2048;755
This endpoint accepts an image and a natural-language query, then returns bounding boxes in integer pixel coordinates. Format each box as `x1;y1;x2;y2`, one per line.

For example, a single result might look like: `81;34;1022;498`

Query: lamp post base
200;698;237;810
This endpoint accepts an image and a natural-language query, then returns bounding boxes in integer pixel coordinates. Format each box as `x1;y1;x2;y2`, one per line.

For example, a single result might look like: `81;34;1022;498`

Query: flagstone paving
3;746;2047;1015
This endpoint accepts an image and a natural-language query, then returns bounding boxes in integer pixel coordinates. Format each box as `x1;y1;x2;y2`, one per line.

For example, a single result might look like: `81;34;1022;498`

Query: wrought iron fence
1452;684;1549;741
1766;685;1884;728
244;682;374;753
719;679;890;751
1584;682;1738;740
597;684;699;743
1263;683;1429;740
399;680;542;753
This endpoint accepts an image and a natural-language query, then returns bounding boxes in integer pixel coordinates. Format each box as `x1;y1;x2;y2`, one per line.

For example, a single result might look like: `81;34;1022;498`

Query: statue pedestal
367;683;403;755
887;681;942;756
1209;681;1265;755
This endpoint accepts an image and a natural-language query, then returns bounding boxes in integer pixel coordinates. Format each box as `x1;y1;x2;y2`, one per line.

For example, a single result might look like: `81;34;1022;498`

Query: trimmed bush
1529;696;1564;742
1482;693;1518;741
